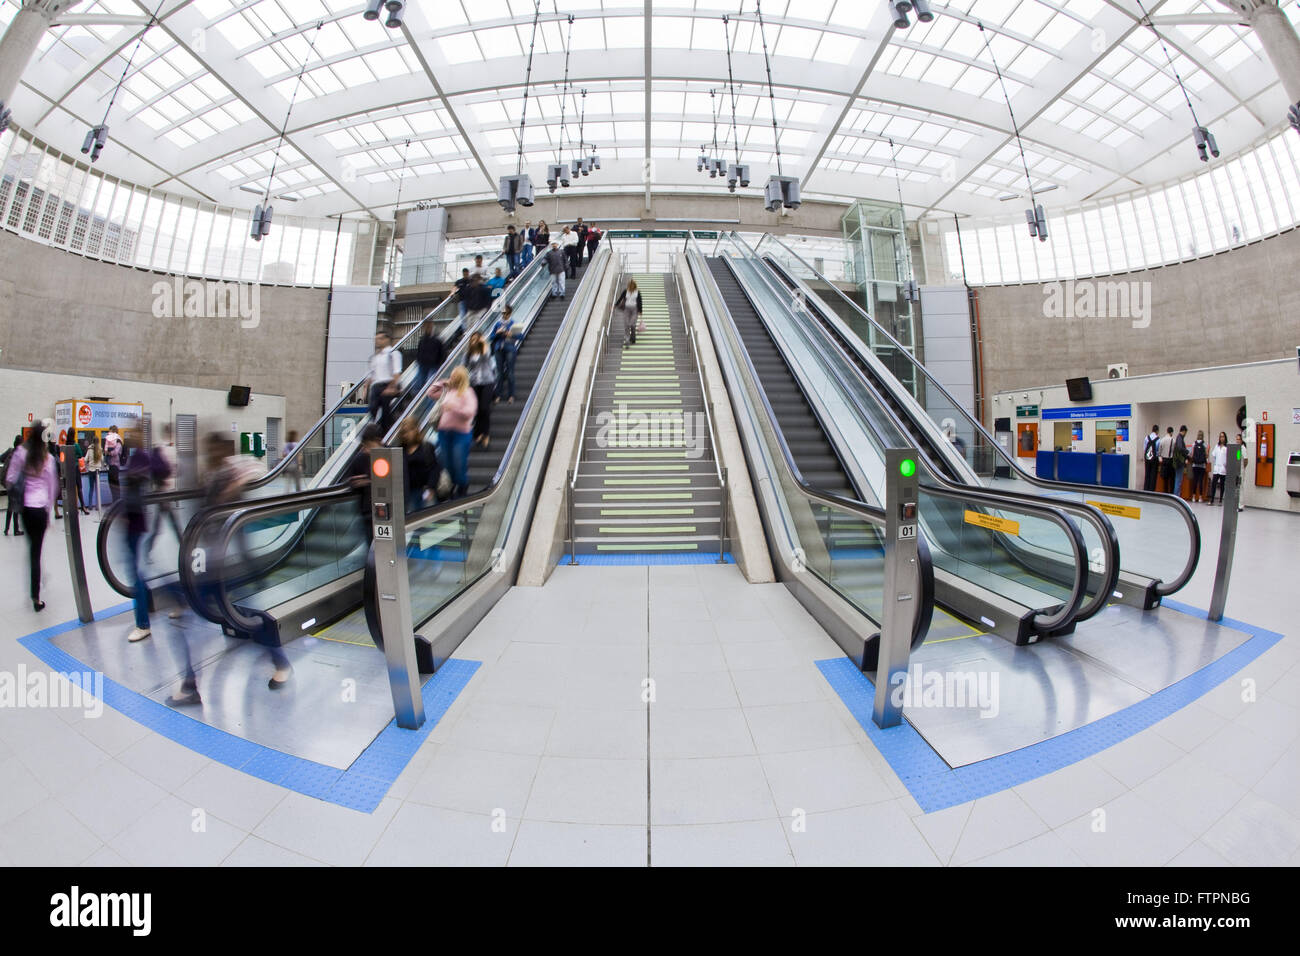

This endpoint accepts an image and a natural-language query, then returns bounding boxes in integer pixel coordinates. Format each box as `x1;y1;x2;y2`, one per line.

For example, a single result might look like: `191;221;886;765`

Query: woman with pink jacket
427;366;478;498
4;431;60;610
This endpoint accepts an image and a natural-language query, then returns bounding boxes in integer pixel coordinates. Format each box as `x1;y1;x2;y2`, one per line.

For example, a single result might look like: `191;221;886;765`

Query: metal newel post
1208;442;1245;622
368;446;425;730
873;447;920;729
59;445;94;624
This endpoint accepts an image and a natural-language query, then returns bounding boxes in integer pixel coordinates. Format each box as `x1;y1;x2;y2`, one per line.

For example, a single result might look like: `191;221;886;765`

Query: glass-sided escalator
753;232;1199;611
691;233;1097;645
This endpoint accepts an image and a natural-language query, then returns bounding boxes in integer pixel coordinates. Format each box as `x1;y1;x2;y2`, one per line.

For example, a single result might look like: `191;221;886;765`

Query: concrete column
1220;1;1300;107
0;2;82;110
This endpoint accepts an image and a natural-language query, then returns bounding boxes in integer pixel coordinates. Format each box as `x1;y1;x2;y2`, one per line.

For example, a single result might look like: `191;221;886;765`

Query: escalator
754;233;1200;609
175;249;610;658
693;239;1094;645
95;250;512;607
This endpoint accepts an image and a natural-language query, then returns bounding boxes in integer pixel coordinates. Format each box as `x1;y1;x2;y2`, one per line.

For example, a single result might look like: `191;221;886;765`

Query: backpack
149;446;173;484
1144;434;1158;461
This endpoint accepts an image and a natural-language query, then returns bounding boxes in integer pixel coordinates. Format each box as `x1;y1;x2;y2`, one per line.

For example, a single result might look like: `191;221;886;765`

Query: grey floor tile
509;821;646;866
1133;752;1247;836
221;834;328;866
948;790;1050;866
253;794;400;867
759;744;894;815
730;666;833;708
405;744;540;817
1013;760;1129;830
789;801;939;866
964;829;1086;866
743;700;861;753
651;707;755;759
0;800;102;866
546;708;647;759
174;761;287;832
365;804;514;867
108;795;246;867
651;755;777;825
524;756;647;825
56;759;169;843
651;819;794;866
1200;793;1300;866
1055;791;1196;866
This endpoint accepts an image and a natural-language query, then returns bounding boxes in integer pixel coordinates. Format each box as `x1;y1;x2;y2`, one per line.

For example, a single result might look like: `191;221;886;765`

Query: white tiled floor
0;508;1298;865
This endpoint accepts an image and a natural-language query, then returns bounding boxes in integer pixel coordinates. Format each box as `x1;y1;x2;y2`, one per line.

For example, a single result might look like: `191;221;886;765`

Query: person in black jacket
398;418;440;511
574;218;589;265
2;435;21;535
503;224;524;278
415;318;446;394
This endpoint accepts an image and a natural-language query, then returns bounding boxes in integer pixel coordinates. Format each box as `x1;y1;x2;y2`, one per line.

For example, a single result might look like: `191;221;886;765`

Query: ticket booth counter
53;400;144;450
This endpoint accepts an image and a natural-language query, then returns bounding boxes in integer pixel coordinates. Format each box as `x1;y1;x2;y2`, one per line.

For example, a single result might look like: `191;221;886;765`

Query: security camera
363;0;383;20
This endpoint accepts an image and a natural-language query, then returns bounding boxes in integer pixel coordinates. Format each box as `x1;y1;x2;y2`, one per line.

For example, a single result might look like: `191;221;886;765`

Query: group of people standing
1141;425;1243;510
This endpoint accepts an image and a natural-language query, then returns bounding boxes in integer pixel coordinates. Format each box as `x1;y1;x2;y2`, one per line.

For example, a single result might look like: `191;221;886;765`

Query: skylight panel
214;13;261;52
603;16;643;48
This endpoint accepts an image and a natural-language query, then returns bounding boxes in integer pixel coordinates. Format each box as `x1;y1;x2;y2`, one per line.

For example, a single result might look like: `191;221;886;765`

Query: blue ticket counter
1037;451;1130;488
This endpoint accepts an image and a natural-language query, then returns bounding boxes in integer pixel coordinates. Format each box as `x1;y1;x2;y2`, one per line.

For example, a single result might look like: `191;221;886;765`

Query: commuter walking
367;329;402;429
1208;432;1229;505
491;305;519;403
64;433;89;515
47;433;64;520
521;220;535;267
1173;425;1189;498
280;429;303;492
427;367;477;498
1189;430;1208;502
546;241;566;298
1142;424;1159;492
454;267;472;320
6;432;59;611
2;436;22;536
124;451;155;643
104;425;124;503
415;319;446;394
1235;433;1247;512
398;418;440;512
585;222;602;263
615;278;642;345
146;424;181;554
503;224;524;279
574;217;589;265
82;439;103;515
561;225;580;278
1157;426;1175;492
533;220;550;255
465;333;497;449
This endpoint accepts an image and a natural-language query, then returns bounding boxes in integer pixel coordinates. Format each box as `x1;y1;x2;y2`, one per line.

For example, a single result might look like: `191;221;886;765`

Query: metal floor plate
899;602;1253;768
51;612;399;770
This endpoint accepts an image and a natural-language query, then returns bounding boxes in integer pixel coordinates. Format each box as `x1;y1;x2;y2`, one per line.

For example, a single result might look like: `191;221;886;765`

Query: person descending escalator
546;241;567;299
427;367;477;499
490;305;518;404
398;418;441;513
347;425;385;540
465;333;497;450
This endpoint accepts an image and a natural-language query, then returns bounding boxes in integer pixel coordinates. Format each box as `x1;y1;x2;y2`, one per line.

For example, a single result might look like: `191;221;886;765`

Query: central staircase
571;273;725;556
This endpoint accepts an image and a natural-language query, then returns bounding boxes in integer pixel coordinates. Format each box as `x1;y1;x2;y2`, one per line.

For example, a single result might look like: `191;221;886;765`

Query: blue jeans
438;430;472;497
522;244;534;266
1174;465;1185;497
127;529;150;629
550;272;565;296
495;349;516;400
507;252;520;277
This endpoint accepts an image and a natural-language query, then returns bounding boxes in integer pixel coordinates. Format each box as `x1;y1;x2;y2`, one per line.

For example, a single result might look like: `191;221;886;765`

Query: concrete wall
991;358;1300;513
972;227;1300;422
0;229;328;437
0;366;285;447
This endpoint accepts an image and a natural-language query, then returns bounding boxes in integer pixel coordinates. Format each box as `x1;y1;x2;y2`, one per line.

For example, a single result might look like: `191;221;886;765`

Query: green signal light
899;458;917;478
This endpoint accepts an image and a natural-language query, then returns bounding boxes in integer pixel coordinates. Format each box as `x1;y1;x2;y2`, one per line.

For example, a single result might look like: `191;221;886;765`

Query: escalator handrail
759;232;1200;597
685;236;934;645
714;235;1092;634
758;253;1121;622
569;269;622;489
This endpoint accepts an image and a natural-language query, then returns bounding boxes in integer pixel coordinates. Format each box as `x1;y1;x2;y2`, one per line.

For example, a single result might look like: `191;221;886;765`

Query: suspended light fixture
574;87;598;180
252;21;324;241
549;15;576;193
1133;0;1218;162
756;1;799;210
81;0;167;164
887;0;933;30
978;22;1046;242
704;88;723;178
364;0;406;28
721;15;750;192
500;0;544;213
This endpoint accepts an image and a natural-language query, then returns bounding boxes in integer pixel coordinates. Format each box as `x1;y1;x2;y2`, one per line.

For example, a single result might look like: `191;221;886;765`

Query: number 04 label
374;524;393;539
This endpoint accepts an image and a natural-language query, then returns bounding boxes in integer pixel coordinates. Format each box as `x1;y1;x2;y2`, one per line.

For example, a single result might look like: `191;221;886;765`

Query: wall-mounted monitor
227;386;251;407
1065;377;1092;402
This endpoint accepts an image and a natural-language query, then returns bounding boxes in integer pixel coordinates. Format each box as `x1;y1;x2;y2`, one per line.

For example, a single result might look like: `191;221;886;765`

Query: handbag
436;468;452;499
636;318;646;333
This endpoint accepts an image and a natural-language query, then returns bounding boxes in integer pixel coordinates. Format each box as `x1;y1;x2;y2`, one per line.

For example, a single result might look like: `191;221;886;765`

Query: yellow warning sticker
963;510;1021;536
1086;500;1142;520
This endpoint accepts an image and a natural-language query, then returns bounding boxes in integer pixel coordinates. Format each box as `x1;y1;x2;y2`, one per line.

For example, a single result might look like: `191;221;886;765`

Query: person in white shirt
281;429;302;491
561;226;580;279
1208;431;1229;505
367;330;402;429
469;254;489;282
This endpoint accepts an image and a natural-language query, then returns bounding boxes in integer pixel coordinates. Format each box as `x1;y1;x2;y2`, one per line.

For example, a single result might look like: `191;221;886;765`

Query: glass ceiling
5;0;1297;221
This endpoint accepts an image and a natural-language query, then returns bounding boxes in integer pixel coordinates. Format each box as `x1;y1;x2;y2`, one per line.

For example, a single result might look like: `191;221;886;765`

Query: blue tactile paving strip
563;551;735;566
817;602;1283;813
18;606;478;814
